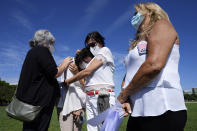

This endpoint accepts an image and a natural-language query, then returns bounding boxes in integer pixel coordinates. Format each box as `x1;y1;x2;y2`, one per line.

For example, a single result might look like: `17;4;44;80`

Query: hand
117;91;129;104
122;102;132;117
64;79;69;87
62;57;73;69
73;109;83;122
76;49;81;54
69;63;78;74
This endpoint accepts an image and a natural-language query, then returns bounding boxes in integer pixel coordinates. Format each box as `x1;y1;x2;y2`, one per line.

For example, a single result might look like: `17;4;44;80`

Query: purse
97;88;110;113
5;95;43;122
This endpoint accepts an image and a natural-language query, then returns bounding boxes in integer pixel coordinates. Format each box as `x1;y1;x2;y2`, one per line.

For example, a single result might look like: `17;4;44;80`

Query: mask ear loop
131;4;136;15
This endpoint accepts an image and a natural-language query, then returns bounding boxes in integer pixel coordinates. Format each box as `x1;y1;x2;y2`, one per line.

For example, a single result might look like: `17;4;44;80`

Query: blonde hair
130;2;171;50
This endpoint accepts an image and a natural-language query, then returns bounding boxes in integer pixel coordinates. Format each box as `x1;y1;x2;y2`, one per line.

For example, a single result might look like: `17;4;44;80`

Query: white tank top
123;41;186;117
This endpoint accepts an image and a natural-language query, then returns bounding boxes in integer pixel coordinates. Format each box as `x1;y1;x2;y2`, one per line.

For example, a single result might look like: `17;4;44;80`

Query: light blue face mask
131;12;145;30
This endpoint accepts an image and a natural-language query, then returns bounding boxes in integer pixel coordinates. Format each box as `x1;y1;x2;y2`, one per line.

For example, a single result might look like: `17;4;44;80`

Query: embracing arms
64;58;103;85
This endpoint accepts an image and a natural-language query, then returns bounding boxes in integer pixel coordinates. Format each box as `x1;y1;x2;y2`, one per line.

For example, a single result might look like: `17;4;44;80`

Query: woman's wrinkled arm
55;57;73;78
118;19;177;103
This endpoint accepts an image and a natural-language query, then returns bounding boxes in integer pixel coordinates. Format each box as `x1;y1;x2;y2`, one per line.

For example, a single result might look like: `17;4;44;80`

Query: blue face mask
131;12;145;30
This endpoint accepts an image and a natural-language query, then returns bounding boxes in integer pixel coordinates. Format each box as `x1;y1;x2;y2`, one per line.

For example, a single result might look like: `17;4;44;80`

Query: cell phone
78;112;85;124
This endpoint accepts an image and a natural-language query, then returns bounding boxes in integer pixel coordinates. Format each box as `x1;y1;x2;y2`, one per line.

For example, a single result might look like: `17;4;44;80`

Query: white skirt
62;86;86;116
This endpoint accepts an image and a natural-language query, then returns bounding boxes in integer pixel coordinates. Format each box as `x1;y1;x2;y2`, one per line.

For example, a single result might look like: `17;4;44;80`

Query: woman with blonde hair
117;2;187;131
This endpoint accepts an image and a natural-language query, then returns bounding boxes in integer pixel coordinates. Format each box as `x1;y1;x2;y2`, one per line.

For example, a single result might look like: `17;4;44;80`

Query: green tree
0;79;17;105
184;94;197;101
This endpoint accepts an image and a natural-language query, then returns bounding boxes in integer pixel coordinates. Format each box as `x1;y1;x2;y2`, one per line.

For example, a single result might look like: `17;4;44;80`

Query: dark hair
85;31;105;47
74;48;94;71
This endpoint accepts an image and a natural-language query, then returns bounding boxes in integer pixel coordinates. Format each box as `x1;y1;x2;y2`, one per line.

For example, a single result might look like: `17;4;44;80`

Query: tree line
0;78;197;106
0;78;17;106
184;93;197;101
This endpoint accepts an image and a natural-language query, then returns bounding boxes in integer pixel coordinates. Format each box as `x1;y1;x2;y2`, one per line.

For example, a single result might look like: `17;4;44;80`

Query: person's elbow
54;67;60;78
146;59;165;75
55;73;59;78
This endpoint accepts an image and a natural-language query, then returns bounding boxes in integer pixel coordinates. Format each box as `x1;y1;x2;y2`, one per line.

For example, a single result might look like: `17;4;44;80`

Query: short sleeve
95;55;107;65
96;47;114;65
37;47;58;78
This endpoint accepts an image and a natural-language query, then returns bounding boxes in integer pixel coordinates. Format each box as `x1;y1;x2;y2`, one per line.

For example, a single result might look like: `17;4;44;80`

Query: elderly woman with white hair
16;30;73;131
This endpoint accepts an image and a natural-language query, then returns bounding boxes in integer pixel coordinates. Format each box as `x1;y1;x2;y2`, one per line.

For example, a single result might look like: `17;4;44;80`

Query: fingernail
128;110;132;113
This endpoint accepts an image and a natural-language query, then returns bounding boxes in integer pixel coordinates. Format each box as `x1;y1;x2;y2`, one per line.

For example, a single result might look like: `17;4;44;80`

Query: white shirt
58;68;86;116
85;47;115;87
123;41;186;117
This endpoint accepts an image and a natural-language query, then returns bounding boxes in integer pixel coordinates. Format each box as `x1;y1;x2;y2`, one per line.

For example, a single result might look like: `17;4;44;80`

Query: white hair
29;30;55;48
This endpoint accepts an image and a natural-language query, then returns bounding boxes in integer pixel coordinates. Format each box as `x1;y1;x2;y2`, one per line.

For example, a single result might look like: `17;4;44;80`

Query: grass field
0;103;196;131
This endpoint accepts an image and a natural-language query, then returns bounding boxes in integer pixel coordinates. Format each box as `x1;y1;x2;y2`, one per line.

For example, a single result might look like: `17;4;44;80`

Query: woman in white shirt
117;2;187;131
65;32;116;131
57;51;92;131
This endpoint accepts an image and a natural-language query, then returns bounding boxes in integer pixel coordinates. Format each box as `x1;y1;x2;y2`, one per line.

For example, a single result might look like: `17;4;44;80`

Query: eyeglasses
86;42;97;48
134;12;137;16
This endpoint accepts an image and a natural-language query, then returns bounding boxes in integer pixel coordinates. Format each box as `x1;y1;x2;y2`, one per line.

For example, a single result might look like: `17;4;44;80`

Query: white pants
86;92;115;131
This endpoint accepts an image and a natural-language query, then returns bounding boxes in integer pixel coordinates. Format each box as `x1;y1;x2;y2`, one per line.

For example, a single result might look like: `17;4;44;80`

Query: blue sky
0;0;197;95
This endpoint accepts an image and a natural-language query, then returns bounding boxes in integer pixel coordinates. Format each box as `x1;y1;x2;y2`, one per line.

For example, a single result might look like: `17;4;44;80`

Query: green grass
0;103;196;131
184;103;197;131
